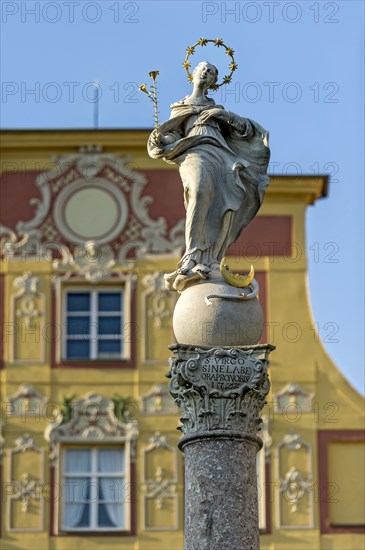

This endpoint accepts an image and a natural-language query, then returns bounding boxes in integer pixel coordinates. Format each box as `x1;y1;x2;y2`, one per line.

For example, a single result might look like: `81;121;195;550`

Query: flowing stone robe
148;99;270;269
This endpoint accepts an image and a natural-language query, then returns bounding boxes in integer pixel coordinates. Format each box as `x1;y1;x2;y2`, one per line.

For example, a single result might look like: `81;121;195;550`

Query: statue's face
85;241;98;259
193;62;217;90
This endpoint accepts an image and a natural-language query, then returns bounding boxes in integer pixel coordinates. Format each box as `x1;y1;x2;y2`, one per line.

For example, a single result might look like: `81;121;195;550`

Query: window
63;288;124;360
47;393;138;535
62;447;127;532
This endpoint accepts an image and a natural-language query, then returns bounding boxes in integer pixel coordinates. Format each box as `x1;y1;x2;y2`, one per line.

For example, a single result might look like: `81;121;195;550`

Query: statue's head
192;61;218;92
84;240;99;260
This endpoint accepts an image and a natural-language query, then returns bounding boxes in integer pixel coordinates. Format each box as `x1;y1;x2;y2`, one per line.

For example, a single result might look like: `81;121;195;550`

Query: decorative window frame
45;393;138;536
51;274;136;369
318;430;365;535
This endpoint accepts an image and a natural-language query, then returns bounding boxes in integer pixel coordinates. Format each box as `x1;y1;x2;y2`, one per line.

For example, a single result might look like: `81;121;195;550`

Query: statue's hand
198;108;230;124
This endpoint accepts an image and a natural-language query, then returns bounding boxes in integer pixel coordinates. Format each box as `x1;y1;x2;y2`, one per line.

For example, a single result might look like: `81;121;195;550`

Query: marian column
167;280;274;550
143;38;274;550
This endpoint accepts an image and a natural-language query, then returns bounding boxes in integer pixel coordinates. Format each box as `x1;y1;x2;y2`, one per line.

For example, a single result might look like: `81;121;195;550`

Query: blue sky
1;0;364;393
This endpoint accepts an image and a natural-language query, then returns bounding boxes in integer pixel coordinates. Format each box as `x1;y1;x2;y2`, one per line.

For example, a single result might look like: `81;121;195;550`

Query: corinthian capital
167;344;274;448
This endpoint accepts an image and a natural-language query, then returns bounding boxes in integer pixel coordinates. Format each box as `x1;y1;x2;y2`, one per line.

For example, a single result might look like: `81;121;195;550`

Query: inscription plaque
180;348;265;393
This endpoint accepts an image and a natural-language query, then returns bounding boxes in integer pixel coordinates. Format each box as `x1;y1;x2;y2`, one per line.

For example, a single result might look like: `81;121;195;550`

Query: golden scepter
139;71;160;144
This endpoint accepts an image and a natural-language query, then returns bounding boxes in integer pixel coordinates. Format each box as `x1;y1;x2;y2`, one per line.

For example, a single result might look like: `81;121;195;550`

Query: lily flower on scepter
139;71;160;144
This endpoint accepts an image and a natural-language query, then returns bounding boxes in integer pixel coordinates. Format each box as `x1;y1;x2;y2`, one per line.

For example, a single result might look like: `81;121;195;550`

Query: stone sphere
173;273;263;347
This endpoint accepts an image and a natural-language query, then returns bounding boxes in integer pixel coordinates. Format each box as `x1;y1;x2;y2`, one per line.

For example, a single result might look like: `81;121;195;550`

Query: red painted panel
142;169;184;228
0;171;42;229
226;215;292;259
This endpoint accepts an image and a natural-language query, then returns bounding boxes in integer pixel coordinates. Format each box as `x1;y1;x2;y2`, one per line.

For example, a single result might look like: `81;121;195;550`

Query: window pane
99;478;124;501
98;292;121;312
64;502;90;528
67;340;90;359
67;292;90;312
98;316;122;335
67;316;91;336
63;478;91;504
98;502;124;528
98;340;121;358
98;449;124;473
64;449;91;473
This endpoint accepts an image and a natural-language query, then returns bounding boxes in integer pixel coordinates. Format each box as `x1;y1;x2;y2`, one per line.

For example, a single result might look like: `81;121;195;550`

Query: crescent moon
220;257;255;288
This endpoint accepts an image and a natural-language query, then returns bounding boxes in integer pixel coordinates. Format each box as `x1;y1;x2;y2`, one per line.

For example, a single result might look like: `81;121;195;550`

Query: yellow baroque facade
0;130;364;550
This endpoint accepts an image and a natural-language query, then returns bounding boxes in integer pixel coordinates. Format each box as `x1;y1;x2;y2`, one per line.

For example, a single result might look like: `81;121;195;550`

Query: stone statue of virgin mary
147;60;270;291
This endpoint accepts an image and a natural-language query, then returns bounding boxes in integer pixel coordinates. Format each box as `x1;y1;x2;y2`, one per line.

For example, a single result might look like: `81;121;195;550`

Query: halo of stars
183;38;238;91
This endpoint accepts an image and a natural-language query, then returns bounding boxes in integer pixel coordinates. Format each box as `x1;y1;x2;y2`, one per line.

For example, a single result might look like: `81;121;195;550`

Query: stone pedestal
168;343;274;550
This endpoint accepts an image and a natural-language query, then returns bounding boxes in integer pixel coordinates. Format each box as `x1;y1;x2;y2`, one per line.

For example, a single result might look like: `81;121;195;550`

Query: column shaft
183;436;260;550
